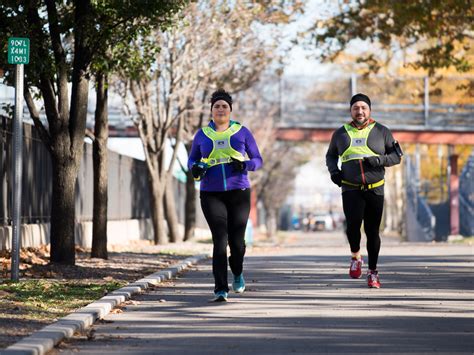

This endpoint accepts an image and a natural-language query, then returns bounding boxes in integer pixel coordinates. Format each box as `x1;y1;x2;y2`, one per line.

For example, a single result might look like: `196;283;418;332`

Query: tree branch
24;88;53;154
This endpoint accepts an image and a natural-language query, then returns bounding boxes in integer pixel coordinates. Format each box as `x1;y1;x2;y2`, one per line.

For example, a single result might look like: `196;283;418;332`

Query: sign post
8;37;29;282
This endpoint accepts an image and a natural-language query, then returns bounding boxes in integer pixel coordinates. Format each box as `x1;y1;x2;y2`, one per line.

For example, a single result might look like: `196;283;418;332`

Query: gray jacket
326;121;401;194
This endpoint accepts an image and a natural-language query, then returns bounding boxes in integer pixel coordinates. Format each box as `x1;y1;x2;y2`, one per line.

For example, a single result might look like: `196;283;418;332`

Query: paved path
54;232;474;354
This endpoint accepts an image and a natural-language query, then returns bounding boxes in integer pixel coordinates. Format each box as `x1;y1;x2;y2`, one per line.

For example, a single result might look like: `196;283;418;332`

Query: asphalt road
53;231;474;354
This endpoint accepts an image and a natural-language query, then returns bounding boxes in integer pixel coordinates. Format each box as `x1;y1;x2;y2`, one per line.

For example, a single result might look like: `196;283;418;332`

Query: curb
1;253;210;355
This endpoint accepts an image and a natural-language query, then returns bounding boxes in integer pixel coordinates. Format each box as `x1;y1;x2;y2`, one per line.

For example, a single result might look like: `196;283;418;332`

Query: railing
279;102;474;131
459;152;474;237
278;74;474;132
405;155;436;242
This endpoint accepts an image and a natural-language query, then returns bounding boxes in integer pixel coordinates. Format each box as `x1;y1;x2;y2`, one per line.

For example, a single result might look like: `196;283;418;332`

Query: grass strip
0;279;127;322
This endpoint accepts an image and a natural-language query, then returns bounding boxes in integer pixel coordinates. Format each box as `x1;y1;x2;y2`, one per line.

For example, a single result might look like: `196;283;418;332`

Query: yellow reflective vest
340;123;378;163
201;123;245;167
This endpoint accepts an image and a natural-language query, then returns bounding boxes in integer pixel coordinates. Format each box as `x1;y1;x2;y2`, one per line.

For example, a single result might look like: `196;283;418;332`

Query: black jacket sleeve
326;130;341;175
379;127;402;167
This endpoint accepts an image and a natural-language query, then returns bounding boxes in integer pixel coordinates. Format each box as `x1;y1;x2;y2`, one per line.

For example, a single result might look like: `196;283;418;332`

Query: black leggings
200;188;251;293
342;190;384;271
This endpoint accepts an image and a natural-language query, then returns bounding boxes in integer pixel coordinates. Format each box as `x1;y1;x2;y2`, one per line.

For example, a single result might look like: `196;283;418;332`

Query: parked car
313;214;335;231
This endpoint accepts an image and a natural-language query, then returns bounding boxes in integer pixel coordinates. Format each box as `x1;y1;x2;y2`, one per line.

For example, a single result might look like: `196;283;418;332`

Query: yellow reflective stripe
201;157;232;165
341;154;373;162
341;179;360;187
367;179;385;189
341;179;385;189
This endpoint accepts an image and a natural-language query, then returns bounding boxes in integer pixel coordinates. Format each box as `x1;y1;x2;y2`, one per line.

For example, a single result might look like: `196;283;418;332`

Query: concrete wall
0;219;153;250
1;219;211;250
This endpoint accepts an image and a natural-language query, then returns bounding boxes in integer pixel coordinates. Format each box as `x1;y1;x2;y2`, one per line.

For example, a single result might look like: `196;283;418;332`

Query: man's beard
353;116;368;126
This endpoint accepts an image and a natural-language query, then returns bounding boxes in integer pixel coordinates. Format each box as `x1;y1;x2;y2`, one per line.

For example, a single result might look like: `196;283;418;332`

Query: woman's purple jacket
187;121;263;192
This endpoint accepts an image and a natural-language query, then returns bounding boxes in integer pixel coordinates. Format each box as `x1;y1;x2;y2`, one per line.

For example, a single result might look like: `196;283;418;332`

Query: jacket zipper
221;164;227;191
359;160;367;185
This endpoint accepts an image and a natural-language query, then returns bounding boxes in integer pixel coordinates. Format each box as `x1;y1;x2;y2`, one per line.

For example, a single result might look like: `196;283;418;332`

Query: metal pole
278;72;282;123
351;73;357;96
448;145;460;235
424;76;429;126
414;144;421;219
11;64;24;282
438;145;443;201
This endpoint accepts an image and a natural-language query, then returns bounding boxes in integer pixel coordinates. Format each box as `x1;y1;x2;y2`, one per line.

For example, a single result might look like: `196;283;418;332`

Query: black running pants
200;188;251;293
342;190;384;271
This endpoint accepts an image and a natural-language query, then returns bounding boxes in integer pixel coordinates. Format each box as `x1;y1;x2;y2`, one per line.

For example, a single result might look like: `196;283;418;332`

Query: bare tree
237;80;310;239
118;26;204;244
117;0;303;243
177;0;302;240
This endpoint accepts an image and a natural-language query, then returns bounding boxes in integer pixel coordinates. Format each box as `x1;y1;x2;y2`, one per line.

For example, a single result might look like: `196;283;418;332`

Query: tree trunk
49;58;89;265
184;168;196;241
91;72;108;259
50;157;78;264
164;177;180;243
265;208;278;241
49;1;92;264
20;0;92;265
149;172;168;244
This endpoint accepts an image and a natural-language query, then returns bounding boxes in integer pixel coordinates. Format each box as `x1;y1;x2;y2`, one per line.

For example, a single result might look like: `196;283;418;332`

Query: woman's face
211;100;231;126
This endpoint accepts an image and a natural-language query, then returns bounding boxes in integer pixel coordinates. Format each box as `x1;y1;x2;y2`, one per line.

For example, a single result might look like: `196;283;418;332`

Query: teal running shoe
214;291;228;302
232;274;245;293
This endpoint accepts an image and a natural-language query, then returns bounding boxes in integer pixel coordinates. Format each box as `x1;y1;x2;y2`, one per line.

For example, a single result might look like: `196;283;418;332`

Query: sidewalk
48;231;473;354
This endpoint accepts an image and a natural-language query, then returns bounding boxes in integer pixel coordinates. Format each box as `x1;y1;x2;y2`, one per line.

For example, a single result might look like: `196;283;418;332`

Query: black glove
191;162;208;180
364;156;383;167
330;171;342;187
231;157;246;172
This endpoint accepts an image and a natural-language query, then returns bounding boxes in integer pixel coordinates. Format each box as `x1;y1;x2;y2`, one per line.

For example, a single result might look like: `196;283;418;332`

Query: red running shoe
367;270;381;288
349;257;363;279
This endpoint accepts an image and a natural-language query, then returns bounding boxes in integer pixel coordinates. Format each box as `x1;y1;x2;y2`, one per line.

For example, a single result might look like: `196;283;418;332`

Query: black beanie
350;93;371;109
210;89;233;111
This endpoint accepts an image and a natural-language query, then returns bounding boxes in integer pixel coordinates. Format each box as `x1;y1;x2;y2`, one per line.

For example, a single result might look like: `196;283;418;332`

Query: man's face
350;101;371;126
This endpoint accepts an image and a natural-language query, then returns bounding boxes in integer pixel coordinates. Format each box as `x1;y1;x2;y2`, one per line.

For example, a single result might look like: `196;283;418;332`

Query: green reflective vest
340;123;378;163
201;123;245;167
